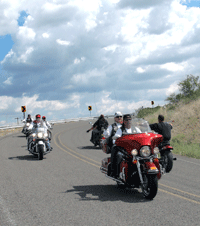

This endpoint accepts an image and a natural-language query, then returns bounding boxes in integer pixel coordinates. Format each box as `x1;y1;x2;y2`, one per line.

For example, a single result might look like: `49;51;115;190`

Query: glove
86;130;90;133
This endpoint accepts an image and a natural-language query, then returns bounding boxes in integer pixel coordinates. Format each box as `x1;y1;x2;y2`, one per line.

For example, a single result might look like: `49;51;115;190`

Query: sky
1;0;200;125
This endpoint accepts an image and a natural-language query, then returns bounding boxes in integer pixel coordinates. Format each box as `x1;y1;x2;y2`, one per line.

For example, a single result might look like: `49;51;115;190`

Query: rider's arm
103;125;112;138
149;123;159;132
28;123;33;130
112;128;122;144
46;121;51;129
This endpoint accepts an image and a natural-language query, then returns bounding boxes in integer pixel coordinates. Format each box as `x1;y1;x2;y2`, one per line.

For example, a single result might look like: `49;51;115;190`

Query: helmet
114;111;123;118
36;114;41;118
42;116;46;119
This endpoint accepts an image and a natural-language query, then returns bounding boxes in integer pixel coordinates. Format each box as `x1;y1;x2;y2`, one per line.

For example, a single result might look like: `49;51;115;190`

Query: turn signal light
133;160;137;164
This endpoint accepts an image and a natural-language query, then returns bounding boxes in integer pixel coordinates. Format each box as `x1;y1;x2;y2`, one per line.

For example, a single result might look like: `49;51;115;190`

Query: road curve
0;119;200;226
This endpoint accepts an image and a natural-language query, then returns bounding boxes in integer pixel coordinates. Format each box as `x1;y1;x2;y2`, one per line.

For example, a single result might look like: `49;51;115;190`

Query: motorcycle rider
22;114;33;133
23;114;33;123
87;114;108;146
110;114;133;178
103;111;123;152
28;114;51;151
149;114;173;148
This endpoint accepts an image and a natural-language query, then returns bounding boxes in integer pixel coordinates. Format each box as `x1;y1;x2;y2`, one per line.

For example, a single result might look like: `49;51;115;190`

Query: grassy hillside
139;99;200;159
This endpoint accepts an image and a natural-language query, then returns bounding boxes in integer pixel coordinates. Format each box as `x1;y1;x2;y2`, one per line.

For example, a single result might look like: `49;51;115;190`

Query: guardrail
0;116;111;131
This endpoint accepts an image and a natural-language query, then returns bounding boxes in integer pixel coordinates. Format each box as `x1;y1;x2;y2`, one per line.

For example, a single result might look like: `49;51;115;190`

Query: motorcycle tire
38;145;44;160
142;174;158;200
163;151;173;173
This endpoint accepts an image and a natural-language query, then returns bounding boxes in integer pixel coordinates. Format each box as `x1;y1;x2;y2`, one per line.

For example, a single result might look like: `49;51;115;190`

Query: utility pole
15;117;20;125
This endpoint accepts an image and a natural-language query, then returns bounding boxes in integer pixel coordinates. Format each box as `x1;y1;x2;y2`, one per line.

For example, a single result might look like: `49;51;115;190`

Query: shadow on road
8;155;39;161
15;135;26;138
77;146;101;150
65;184;150;203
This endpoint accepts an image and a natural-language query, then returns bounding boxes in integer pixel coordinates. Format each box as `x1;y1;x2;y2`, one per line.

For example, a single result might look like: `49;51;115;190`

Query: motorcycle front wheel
38;145;44;160
142;174;158;200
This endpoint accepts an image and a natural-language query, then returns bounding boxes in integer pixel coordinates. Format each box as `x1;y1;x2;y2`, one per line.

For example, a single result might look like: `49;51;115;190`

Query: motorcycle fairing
115;133;163;154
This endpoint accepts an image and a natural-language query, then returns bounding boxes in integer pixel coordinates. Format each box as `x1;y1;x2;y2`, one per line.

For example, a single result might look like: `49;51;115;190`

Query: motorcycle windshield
33;122;47;133
130;118;152;134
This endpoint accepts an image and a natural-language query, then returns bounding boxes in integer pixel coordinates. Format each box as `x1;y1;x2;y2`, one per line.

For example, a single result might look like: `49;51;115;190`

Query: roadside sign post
151;101;154;108
21;106;26;119
88;106;92;116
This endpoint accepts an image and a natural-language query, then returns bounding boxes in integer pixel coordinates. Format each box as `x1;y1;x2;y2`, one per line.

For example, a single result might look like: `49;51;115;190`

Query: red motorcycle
100;118;171;200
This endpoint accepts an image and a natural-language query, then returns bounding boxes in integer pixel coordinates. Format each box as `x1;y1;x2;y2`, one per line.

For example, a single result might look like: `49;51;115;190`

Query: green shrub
137;106;161;118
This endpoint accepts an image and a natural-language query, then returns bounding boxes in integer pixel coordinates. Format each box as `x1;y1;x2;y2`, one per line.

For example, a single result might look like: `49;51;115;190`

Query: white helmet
114;111;123;117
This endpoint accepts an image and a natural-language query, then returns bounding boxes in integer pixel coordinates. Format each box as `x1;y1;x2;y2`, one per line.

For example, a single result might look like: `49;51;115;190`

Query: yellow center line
53;131;200;205
53;133;99;168
160;183;200;199
57;132;100;164
159;189;200;205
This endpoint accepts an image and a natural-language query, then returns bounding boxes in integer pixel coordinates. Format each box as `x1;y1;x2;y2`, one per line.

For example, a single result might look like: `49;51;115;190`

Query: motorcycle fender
145;162;159;174
38;141;44;145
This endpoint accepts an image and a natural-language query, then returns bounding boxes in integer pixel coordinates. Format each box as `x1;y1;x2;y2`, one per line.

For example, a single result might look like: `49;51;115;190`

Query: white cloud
3;77;13;85
103;44;119;52
17;26;36;40
1;0;200;123
42;33;49;38
74;58;80;64
166;82;179;96
18;47;34;63
160;62;185;72
136;67;145;73
56;39;71;46
71;69;105;84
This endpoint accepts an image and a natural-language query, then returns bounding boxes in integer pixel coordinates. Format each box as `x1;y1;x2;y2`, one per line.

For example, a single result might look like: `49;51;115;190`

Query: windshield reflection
130;118;152;134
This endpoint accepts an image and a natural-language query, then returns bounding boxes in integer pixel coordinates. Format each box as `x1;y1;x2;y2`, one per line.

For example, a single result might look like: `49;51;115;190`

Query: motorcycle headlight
44;132;48;138
140;146;151;157
153;147;160;155
32;133;36;137
37;132;43;138
26;123;30;126
131;149;138;156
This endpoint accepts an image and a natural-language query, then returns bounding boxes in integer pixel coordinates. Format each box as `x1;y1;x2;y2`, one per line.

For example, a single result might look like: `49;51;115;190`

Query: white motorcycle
27;124;52;160
22;122;32;137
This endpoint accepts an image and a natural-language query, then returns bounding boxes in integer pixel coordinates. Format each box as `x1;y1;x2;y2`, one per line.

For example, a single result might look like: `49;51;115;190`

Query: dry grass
143;99;200;158
0;128;23;137
144;99;200;144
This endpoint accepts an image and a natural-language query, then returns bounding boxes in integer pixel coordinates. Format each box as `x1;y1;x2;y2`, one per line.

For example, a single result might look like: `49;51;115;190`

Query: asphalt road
0;119;200;226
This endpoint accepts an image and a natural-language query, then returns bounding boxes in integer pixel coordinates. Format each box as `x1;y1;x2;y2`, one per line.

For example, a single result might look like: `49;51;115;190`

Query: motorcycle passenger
42;116;52;129
42;116;52;142
87;114;109;146
110;114;133;178
103;111;123;152
149;114;173;148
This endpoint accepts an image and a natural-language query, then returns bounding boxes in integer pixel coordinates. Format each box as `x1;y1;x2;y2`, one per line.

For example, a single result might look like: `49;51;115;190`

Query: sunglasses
124;118;131;121
116;116;122;118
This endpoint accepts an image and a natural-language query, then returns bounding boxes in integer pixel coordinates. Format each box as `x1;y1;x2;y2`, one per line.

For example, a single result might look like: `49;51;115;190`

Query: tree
178;75;200;96
165;75;200;104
